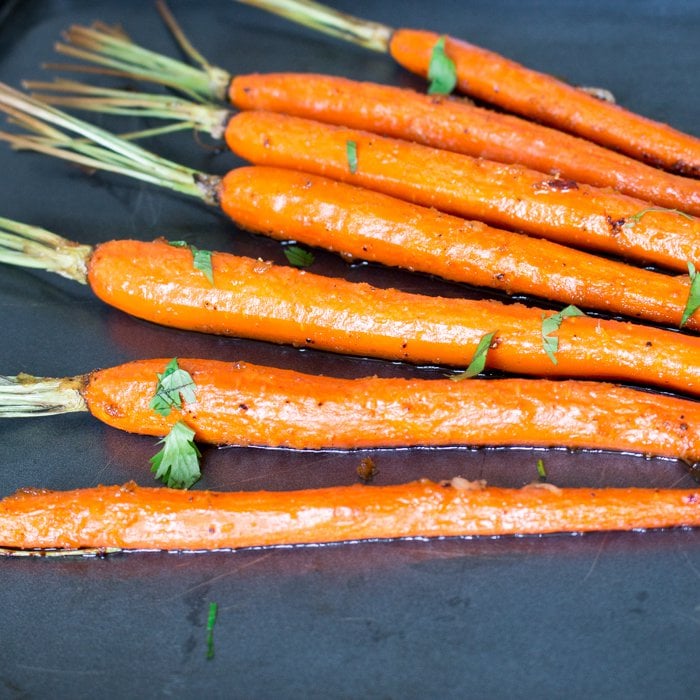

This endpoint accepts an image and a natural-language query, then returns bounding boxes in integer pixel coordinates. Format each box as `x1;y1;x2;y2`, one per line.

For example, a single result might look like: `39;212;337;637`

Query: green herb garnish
427;37;457;95
450;331;496;380
623;207;694;228
283;244;315;268
541;305;585;364
536;458;547;481
150;419;202;489
681;261;700;327
206;602;218;660
168;240;214;283
346;139;358;174
149;358;196;417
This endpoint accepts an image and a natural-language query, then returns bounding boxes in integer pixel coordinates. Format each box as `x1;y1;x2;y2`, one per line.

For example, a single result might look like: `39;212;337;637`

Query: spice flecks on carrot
1;480;700;551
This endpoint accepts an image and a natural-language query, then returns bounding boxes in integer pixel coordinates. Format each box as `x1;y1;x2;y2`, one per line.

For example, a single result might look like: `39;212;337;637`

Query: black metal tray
1;1;699;697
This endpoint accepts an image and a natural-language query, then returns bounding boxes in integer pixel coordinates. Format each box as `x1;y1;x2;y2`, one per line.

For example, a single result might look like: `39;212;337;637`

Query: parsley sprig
450;331;496;380
150;420;202;489
168;240;214;283
681;262;700;327
149;357;196;417
284;244;315;268
427;37;457;95
346;139;358;174
149;358;201;489
541;305;585;364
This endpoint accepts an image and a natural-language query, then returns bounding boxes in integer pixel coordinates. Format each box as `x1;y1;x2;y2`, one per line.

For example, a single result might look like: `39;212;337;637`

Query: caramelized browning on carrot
225;112;700;272
85;240;700;396
223;167;700;330
2;480;699;551
230;74;700;215
389;30;700;177
80;358;700;460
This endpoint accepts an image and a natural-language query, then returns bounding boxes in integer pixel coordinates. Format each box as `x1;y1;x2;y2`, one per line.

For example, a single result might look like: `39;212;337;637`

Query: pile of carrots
1;1;700;553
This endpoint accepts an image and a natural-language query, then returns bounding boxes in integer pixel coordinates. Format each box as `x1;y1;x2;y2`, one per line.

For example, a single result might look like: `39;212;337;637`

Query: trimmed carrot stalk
225;111;700;273
221;167;700;330
2;479;700;551
2;87;699;331
229;74;700;216
236;0;700;176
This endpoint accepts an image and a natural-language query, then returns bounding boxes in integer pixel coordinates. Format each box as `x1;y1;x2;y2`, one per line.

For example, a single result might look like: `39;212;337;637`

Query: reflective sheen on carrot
2;479;700;552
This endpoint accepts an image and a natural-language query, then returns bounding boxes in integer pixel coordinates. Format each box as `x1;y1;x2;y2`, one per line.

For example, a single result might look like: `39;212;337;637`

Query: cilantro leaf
283;244;315;268
427;37;457;95
450;331;496;380
536;458;547;482
681;261;700;327
206;601;218;660
346;139;358;174
149;358;197;417
192;247;214;284
150;419;201;489
541;305;585;364
168;240;214;284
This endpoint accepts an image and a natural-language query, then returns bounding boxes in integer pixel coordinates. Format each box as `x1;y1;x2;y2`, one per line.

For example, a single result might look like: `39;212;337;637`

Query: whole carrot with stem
20;78;700;274
6;227;700;395
4;357;700;460
2;478;700;552
236;0;700;177
47;17;700;215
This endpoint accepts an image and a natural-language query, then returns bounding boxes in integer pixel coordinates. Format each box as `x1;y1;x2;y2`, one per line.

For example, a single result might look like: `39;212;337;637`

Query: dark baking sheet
1;1;700;697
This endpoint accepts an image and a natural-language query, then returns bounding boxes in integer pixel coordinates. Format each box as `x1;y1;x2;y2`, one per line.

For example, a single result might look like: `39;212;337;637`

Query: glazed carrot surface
74;358;700;460
230;74;700;216
225;111;700;272
85;239;700;396
388;30;700;177
2;480;700;551
223;167;700;330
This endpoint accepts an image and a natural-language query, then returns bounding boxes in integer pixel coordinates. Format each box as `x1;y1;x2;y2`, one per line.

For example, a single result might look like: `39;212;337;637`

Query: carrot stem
2;479;700;551
0;82;219;203
236;0;392;53
0;374;88;417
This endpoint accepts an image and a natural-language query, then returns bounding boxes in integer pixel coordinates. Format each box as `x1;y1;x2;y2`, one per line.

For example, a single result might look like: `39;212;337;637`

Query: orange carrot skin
85;239;700;396
82;358;700;461
223;167;700;330
230;74;700;216
2;480;700;551
225;112;700;273
388;29;700;177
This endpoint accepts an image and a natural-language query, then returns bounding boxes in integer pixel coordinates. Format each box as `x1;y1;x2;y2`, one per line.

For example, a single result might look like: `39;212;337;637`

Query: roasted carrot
237;0;700;177
225;110;700;273
46;18;700;214
4;230;700;395
2;479;700;552
5;358;700;460
2;88;699;332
